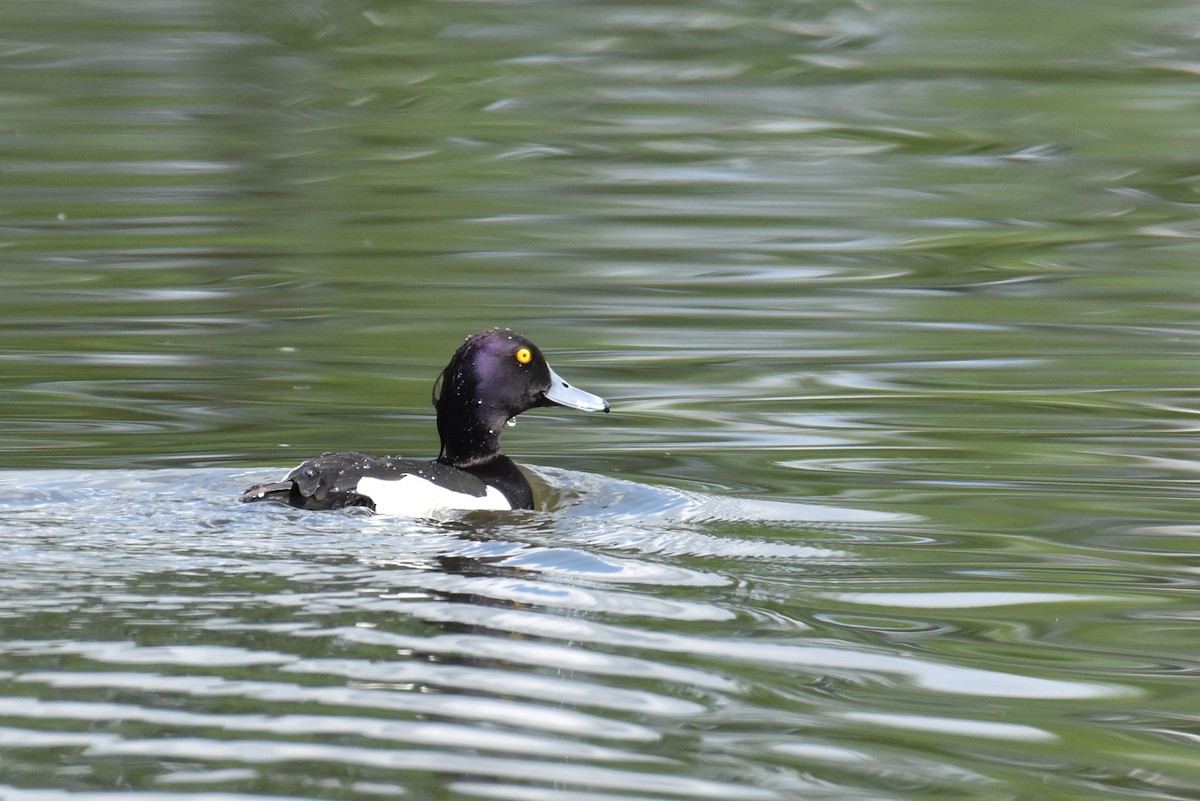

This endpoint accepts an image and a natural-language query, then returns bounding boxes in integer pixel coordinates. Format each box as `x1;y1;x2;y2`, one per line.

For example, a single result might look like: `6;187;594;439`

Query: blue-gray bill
544;368;609;413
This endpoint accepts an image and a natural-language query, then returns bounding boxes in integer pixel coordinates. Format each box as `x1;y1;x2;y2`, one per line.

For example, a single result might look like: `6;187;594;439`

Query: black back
240;451;534;511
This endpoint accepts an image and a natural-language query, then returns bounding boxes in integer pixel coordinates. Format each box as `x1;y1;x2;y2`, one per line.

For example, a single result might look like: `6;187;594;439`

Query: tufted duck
240;329;609;516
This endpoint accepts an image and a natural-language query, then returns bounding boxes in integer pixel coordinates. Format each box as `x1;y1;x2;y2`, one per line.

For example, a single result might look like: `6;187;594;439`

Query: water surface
4;0;1200;799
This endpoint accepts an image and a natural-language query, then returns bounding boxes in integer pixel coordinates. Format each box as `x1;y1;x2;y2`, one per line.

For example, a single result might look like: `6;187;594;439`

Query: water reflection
0;466;1181;801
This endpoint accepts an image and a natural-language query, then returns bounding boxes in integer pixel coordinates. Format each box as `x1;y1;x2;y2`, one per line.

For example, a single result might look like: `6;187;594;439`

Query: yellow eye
515;347;532;365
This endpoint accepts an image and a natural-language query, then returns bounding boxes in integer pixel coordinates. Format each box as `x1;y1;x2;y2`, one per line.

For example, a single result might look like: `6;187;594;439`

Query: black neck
436;393;508;467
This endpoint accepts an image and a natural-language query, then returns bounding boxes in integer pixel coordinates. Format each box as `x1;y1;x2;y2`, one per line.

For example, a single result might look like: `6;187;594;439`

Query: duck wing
241;451;501;513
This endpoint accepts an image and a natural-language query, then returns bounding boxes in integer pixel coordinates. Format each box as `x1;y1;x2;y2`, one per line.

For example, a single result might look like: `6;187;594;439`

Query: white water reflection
0;463;1184;798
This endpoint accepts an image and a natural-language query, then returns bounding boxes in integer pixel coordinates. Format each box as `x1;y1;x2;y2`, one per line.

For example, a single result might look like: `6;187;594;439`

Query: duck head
434;329;609;466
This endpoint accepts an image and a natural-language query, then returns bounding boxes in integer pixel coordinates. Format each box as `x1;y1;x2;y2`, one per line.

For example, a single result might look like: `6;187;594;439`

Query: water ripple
0;457;1180;799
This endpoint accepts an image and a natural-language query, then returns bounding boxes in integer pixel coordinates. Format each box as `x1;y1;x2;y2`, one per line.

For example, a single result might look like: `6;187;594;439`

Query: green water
3;1;1200;799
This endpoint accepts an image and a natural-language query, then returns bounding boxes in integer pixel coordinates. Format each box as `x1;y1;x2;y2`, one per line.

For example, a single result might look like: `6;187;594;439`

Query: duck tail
240;481;297;505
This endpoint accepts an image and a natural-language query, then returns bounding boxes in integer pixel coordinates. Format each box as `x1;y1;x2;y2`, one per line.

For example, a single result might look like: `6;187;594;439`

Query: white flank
356;475;511;517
